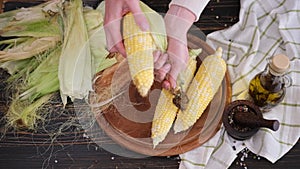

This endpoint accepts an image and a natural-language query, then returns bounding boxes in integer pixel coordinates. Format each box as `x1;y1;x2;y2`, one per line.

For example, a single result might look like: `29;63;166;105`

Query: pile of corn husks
0;0;182;131
0;0;117;129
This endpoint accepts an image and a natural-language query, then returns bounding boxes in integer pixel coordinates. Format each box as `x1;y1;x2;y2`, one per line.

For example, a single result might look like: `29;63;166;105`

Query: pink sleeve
169;0;210;21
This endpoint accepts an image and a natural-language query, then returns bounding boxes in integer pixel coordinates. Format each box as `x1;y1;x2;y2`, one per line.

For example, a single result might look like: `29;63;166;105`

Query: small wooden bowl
222;100;262;140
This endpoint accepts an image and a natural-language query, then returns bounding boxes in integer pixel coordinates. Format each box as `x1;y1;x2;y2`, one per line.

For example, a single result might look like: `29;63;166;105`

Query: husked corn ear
123;12;156;97
151;55;198;148
173;47;226;133
151;89;178;148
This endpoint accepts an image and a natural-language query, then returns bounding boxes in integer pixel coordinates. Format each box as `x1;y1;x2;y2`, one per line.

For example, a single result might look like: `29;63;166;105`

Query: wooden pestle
233;111;280;131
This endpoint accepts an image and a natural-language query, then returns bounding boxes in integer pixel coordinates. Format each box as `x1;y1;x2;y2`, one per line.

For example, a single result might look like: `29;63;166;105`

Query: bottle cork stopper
270;54;290;75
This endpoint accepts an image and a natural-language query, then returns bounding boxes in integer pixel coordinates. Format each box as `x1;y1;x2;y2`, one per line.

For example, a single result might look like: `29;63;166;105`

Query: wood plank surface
0;0;299;169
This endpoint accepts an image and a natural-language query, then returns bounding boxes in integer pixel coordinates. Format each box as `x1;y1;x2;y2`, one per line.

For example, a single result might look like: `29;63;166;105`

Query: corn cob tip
152;136;163;149
133;69;154;97
173;123;184;134
135;83;152;97
151;89;178;148
152;125;172;148
215;47;223;56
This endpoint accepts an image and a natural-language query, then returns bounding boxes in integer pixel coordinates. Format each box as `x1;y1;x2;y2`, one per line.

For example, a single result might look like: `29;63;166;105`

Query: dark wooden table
0;0;299;168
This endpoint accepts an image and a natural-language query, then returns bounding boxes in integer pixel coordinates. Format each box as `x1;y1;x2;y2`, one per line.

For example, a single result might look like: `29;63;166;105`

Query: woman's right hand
154;5;196;90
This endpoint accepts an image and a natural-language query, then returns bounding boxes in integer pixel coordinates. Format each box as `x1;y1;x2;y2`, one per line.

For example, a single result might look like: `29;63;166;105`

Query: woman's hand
155;5;196;90
163;38;190;90
104;0;149;57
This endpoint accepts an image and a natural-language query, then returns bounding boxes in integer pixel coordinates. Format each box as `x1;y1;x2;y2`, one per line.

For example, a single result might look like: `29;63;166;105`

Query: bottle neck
260;65;284;92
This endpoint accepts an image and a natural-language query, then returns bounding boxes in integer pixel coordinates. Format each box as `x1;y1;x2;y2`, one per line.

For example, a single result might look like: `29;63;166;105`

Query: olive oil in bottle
249;54;292;112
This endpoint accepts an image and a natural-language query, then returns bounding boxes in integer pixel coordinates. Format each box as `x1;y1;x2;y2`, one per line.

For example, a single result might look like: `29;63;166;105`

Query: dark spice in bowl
223;100;261;140
228;105;253;133
223;100;279;140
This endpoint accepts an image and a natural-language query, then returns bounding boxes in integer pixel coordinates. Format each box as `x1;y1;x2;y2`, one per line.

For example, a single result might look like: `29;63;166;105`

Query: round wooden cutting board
90;34;232;156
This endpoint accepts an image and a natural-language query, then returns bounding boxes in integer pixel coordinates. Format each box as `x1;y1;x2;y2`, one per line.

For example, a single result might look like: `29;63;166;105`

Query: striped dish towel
179;0;300;168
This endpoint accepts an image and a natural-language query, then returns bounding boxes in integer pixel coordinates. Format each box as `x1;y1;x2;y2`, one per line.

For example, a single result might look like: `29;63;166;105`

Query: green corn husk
0;0;62;62
0;0;61;38
20;46;61;102
58;0;93;105
0;0;120;129
0;10;19;30
83;7;116;73
21;72;60;102
0;2;46;30
6;94;53;129
0;37;28;46
3;46;61;129
3;52;48;89
139;2;167;51
0;0;61;75
0;36;60;62
1;16;61;38
1;56;38;79
2;44;62;129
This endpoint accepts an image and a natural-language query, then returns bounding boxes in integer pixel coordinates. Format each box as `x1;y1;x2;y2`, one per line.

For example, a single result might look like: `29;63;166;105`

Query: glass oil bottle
249;54;292;112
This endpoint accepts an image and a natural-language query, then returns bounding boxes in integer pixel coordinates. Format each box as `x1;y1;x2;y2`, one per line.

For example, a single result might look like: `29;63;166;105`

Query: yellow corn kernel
151;55;198;148
173;47;226;133
123;12;156;97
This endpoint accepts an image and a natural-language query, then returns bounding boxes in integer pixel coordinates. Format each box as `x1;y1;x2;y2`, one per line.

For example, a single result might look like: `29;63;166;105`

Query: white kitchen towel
180;0;300;168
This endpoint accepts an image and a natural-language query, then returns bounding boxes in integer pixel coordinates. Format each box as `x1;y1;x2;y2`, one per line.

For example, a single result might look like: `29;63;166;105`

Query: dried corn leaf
0;36;60;62
0;0;61;37
83;7;116;73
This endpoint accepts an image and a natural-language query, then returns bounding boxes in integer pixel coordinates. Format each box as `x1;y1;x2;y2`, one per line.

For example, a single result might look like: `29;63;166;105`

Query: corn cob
123;12;156;97
173;47;226;133
151;53;198;148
